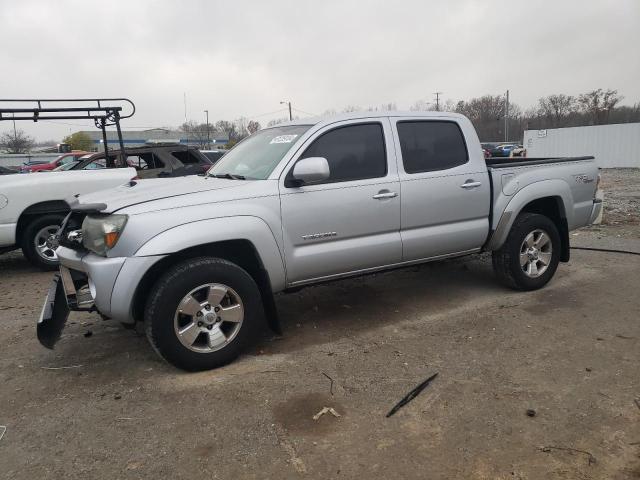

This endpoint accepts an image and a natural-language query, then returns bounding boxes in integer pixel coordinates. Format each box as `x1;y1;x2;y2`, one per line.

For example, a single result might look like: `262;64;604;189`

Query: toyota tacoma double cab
39;112;602;371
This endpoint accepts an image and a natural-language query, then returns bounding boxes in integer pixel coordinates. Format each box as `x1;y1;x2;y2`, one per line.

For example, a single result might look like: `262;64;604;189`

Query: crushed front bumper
36;246;166;348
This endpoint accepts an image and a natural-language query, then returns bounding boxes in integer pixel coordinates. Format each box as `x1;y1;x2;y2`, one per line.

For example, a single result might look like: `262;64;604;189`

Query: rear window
397;121;468;173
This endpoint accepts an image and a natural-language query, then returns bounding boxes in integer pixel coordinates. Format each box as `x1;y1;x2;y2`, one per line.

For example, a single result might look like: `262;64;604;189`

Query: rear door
391;118;490;260
279;119;401;285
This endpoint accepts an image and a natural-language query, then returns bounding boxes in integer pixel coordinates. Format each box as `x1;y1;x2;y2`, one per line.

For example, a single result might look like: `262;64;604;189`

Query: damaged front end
37;203;105;349
37;265;96;348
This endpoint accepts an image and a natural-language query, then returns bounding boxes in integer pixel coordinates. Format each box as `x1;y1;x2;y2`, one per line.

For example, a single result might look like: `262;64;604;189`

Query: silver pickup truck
38;112;602;370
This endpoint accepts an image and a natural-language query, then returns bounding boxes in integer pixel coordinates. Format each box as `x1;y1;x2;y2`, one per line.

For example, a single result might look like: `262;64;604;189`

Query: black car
0;165;19;175
200;149;227;163
70;144;214;178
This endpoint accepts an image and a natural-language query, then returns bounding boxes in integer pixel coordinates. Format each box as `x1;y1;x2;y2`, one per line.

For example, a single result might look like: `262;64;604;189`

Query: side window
397;121;468;173
84;159;106;170
127;153;165;170
299;123;387;183
172;150;201;164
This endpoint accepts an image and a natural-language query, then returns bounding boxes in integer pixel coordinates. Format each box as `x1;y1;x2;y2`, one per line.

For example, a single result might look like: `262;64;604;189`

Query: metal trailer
523;123;640;169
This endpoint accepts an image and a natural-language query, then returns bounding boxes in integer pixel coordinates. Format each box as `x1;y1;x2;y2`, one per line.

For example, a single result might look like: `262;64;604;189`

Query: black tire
21;214;65;271
145;257;264;371
492;213;561;291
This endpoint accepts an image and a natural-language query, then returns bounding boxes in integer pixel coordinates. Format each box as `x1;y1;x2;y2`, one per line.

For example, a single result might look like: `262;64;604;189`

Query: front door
279;119;402;285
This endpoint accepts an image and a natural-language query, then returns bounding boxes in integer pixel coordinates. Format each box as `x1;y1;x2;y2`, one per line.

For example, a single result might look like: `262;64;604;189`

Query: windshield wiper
210;173;246;180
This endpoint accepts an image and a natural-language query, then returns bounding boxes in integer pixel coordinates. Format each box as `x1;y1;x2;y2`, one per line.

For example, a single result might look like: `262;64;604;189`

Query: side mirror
289;157;330;187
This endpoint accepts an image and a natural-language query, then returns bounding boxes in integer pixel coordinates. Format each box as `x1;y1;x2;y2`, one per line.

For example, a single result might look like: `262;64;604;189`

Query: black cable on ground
571;246;640;256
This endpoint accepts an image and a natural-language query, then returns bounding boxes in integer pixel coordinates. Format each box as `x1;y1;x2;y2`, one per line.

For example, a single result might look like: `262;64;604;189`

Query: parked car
490;144;518;157
0;166;137;269
20;151;88;173
480;143;496;159
200;149;227;163
42;111;602;371
70;144;214;178
0;166;19;175
510;146;526;157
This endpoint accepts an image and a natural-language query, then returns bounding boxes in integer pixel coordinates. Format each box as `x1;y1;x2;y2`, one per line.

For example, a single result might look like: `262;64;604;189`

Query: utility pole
504;89;509;142
183;92;187;122
280;101;292;121
204;110;210;149
433;92;443;111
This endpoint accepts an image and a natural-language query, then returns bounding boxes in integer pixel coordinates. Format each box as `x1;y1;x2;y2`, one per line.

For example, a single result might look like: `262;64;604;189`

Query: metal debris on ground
386;372;439;418
41;365;83;370
540;445;596;465
526;409;536;417
0;425;5;443
322;372;334;395
634;398;640;410
313;407;341;421
84;331;93;338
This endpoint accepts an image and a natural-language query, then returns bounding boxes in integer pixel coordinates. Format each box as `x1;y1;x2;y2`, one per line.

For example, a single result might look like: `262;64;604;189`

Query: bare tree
409;99;432;111
0;128;34;153
179;121;210;148
537;94;577;128
214;120;238;142
578;88;623;125
266;117;289;127
247;120;261;134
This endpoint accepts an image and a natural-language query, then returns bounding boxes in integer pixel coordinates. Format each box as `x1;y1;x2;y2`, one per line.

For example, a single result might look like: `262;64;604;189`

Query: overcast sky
1;0;639;141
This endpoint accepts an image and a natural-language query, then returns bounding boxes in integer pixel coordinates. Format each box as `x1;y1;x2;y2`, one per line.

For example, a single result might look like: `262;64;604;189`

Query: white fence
523;123;640;168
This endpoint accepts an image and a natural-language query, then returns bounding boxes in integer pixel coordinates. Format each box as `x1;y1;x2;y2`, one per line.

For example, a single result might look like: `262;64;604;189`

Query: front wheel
21;214;65;271
144;257;264;371
492;213;561;291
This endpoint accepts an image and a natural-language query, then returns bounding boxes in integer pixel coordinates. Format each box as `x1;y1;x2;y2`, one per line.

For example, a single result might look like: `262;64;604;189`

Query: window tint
397;121;468;173
299;123;386;183
172;150;202;164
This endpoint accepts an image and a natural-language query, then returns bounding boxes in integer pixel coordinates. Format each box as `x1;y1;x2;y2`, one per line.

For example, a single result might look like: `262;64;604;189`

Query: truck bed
486;156;595;168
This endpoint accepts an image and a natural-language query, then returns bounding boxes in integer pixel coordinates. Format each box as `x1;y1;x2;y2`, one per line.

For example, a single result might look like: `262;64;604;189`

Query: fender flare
134;215;287;291
487;179;572;251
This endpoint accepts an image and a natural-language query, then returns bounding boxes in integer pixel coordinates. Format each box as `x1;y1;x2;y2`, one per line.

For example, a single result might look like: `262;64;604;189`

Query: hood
75;176;257;213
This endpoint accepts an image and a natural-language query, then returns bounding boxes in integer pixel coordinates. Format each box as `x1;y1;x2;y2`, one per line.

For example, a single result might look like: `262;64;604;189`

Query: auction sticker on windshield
270;134;298;144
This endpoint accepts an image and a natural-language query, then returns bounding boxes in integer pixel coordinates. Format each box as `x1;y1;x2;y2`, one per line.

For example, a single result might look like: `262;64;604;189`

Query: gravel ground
600;168;640;228
0;169;639;479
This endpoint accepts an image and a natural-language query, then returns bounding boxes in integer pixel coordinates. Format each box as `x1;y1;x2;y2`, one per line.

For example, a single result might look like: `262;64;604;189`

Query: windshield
207;125;311;179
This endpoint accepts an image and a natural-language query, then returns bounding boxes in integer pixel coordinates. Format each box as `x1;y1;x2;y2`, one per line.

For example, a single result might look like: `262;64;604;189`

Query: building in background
523;123;640;168
77;128;229;151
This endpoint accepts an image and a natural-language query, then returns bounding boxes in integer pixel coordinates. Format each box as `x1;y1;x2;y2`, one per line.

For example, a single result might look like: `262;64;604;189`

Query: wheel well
520;196;570;262
16;201;69;246
131;239;280;332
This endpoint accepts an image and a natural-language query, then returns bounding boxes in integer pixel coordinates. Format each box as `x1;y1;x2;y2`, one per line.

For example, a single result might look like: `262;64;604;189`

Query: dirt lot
1;169;639;479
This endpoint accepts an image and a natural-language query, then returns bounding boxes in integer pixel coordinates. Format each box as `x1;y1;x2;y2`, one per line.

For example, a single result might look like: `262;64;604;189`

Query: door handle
460;181;482;189
373;191;398;199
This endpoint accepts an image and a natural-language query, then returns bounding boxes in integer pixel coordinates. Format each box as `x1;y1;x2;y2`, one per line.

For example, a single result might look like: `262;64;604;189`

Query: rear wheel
492;213;561;291
145;257;264;371
21;214;65;271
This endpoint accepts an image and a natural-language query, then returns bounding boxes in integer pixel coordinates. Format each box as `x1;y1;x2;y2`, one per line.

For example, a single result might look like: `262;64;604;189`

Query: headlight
81;214;128;256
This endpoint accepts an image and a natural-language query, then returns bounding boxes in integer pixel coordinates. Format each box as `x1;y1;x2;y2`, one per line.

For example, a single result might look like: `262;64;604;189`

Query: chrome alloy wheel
173;283;244;353
519;229;552;278
34;225;60;263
